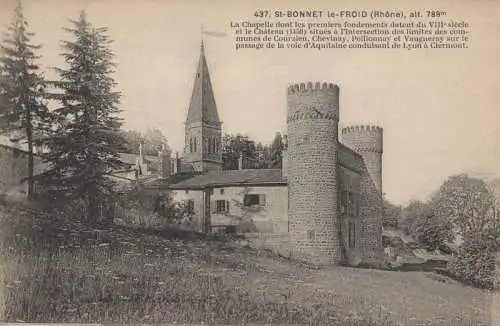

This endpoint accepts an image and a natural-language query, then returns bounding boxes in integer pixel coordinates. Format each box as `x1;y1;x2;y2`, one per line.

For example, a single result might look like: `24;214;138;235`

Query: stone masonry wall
341;126;384;265
338;165;363;265
341;126;383;194
287;82;341;265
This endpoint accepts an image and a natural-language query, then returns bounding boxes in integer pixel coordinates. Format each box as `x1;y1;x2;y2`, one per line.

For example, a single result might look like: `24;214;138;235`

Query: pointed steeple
185;40;221;126
182;39;223;173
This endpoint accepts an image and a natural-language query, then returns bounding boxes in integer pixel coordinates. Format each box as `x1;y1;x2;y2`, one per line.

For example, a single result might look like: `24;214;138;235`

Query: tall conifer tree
39;11;126;218
0;2;49;198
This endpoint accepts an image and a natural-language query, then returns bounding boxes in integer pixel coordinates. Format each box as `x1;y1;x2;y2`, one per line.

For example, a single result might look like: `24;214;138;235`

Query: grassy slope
0;202;492;325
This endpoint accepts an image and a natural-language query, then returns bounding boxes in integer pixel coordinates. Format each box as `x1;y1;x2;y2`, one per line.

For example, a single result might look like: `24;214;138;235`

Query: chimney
238;152;243;170
282;135;288;178
159;143;171;179
138;142;144;165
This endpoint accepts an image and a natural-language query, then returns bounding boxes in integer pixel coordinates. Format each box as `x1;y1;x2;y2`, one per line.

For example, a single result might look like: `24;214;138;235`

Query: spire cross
200;24;205;52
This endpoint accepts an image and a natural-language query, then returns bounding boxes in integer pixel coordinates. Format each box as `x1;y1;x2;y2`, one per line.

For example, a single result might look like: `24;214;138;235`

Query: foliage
0;201;488;324
222;133;257;170
431;174;498;289
432;174;497;238
382;199;401;228
447;234;496;289
399;200;430;235
409;204;454;250
222;132;284;170
0;2;50;197
121;127;167;156
118;186;194;224
261;132;285;169
34;11;127;219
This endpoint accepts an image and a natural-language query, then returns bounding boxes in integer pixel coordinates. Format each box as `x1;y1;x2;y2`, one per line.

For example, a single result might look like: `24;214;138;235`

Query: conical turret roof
185;41;220;125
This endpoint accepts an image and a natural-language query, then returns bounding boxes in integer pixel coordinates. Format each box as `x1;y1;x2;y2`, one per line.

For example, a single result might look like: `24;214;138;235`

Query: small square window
220;188;224;195
186;200;195;214
243;194;266;206
185;189;189;194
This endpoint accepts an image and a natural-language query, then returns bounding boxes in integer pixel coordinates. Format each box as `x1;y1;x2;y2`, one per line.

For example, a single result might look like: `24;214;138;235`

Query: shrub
447;235;496;289
410;211;454;250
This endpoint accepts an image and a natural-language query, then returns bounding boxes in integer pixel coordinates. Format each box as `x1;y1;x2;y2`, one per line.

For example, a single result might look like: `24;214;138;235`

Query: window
213;200;229;214
340;191;348;214
186;200;195;214
340;191;359;217
193;137;197;152
349;193;359;217
185;189;189;194
220;188;224;195
243;194;266;207
348;221;356;248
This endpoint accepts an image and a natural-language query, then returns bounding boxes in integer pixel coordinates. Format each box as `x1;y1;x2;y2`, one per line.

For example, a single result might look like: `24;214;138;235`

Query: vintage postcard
0;0;498;325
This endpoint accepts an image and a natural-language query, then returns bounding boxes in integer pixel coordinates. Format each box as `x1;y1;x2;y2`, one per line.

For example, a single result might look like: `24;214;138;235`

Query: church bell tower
183;40;223;172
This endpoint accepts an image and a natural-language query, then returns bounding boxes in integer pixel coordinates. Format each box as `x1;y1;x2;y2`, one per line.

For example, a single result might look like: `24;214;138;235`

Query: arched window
193;137;197;152
189;138;193;153
205;138;209;153
212;137;216;153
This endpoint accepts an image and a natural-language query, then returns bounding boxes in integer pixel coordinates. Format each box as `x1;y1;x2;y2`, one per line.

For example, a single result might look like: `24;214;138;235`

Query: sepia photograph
0;0;498;325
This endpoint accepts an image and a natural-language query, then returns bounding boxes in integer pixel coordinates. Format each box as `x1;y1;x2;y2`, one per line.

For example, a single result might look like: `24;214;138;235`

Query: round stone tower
287;82;341;265
341;126;383;195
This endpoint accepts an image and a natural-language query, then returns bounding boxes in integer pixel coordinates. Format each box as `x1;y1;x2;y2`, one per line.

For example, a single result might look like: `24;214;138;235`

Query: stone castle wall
341;126;383;194
287;82;341;265
341;125;384;264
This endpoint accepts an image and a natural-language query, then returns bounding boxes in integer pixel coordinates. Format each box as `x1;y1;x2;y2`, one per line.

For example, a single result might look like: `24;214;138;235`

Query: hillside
0;201;492;325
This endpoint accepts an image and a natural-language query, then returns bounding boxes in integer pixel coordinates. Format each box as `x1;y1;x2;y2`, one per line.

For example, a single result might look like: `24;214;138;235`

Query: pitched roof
118;152;160;170
168;168;286;189
185;41;221;125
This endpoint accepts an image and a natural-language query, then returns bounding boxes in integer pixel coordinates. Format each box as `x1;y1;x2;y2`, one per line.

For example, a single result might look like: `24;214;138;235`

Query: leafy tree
221;132;285;170
120;127;167;156
37;11;126;219
431;174;498;289
222;133;257;170
261;132;284;169
120;129;143;154
143;127;167;155
0;2;50;198
447;233;496;289
399;200;429;235
410;204;454;250
383;199;402;228
432;174;497;238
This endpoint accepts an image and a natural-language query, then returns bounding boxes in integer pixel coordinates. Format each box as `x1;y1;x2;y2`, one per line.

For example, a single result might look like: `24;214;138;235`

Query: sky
0;0;498;205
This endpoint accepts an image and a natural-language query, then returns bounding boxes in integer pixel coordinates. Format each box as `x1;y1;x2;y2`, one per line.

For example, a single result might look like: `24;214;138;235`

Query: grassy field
0;201;493;325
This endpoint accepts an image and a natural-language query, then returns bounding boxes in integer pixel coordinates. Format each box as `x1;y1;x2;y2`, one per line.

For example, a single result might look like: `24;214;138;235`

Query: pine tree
0;2;50;198
38;11;126;219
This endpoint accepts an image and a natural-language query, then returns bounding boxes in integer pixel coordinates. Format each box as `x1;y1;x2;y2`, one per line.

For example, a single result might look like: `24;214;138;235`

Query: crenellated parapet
287;82;340;124
341;125;383;153
287;82;339;94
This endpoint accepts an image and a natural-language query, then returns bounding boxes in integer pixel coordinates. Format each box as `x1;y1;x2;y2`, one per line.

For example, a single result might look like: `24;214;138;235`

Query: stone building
0;41;384;266
142;42;385;266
